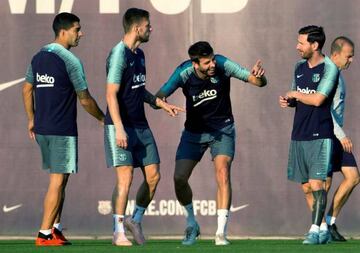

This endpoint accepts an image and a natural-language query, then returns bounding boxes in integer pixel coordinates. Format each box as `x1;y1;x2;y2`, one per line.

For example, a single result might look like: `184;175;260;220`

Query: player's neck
307;51;324;68
123;34;141;53
53;39;71;50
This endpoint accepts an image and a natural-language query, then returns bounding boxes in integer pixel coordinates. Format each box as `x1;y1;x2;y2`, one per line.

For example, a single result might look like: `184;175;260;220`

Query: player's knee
302;183;312;194
351;175;360;187
147;171;161;187
174;173;188;187
216;167;230;183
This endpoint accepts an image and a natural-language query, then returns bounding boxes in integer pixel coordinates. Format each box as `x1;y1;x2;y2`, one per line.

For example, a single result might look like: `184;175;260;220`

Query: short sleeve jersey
25;43;88;136
105;41;148;128
290;56;339;141
331;73;346;139
158;55;250;133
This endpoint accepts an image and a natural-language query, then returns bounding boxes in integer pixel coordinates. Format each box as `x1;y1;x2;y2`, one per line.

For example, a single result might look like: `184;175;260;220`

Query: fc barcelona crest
312;73;320;83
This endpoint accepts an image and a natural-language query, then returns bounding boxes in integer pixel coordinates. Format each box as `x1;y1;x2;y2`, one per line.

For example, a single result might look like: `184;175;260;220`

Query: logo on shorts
119;154;127;161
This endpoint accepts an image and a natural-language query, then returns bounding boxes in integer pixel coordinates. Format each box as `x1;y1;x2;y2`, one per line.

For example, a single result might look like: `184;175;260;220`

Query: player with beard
279;25;339;245
104;8;184;246
155;41;267;246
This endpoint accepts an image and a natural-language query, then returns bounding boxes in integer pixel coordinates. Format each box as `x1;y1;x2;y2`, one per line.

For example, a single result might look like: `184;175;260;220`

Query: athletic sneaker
124;216;145;245
328;224;346;242
215;234;230;246
112;232;132;246
302;231;319;245
35;233;64;246
319;230;331;244
52;228;72;245
182;222;200;246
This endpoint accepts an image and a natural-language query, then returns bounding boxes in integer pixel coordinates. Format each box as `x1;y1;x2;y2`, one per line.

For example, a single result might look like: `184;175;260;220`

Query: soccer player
22;13;105;246
302;36;359;241
155;41;267;246
104;8;184;246
279;25;339;245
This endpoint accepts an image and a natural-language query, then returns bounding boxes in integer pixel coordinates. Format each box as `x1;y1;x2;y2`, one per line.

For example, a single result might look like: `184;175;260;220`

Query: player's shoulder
294;59;307;70
110;41;127;57
323;55;338;72
41;43;81;66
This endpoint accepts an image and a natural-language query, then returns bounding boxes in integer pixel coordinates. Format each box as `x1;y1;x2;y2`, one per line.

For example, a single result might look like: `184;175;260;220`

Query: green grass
1;239;360;253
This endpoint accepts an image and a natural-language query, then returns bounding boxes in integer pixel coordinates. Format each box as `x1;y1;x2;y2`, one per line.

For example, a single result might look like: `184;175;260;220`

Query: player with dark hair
156;41;267;246
104;8;184;246
23;12;105;246
279;25;339;245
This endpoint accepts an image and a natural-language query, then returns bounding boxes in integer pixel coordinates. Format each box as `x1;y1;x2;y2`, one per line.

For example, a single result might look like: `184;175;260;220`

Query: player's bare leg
214;155;232;245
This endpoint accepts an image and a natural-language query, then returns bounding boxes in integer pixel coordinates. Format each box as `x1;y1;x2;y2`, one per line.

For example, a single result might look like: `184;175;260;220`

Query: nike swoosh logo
296;74;303;78
0;78;25;92
230;204;249;212
3;204;23;213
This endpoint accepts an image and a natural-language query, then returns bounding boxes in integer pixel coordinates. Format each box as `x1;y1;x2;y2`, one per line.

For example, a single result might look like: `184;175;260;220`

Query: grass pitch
1;239;360;253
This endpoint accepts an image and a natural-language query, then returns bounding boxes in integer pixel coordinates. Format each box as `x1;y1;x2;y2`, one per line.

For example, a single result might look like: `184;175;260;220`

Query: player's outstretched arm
248;60;267;87
22;82;35;140
155;98;185;117
77;89;105;124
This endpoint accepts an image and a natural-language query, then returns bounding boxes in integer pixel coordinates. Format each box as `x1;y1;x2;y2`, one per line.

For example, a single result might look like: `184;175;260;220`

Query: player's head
123;8;151;42
188;41;216;78
52;12;82;48
330;36;354;70
296;25;325;59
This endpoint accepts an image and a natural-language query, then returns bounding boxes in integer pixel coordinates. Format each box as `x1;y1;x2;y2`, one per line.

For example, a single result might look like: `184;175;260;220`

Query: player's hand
156;98;185;117
115;126;128;149
28;119;35;140
279;96;289;108
251;60;265;78
340;136;353;153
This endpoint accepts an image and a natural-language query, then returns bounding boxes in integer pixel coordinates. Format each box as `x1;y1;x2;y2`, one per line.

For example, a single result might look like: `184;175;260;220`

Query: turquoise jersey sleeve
25;64;34;85
44;43;88;91
157;61;193;97
215;55;250;82
107;42;127;85
316;56;339;97
331;73;346;139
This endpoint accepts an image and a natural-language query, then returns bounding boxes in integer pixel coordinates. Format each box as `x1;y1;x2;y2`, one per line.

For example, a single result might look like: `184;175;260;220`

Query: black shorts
328;138;357;176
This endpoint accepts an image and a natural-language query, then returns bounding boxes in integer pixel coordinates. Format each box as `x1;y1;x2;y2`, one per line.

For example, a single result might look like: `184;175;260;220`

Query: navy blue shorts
328;138;357;176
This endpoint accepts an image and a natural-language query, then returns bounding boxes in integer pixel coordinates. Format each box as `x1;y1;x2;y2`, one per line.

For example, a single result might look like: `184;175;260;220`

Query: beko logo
297;86;316;94
7;0;248;14
193;89;217;107
36;73;55;88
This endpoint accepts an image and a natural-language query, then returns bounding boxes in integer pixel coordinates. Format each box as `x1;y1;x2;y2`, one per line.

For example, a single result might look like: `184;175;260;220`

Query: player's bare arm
286;90;327;106
106;83;127;149
248;60;267;87
22;82;35;140
77;89;105;123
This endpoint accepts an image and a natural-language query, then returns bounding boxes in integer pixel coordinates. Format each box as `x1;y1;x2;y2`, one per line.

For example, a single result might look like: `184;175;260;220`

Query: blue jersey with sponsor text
290;56;339;141
25;43;88;136
158;55;250;132
105;41;148;128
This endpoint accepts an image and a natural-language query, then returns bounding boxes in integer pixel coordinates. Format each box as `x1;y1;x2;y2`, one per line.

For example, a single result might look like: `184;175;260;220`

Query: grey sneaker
124;216;145;245
182;222;200;246
215;234;230;246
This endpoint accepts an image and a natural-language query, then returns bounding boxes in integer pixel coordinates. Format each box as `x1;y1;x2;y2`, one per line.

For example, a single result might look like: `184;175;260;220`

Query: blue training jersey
25;43;88;136
105;41;148;128
331;73;346;140
290;56;339;141
158;54;250;133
